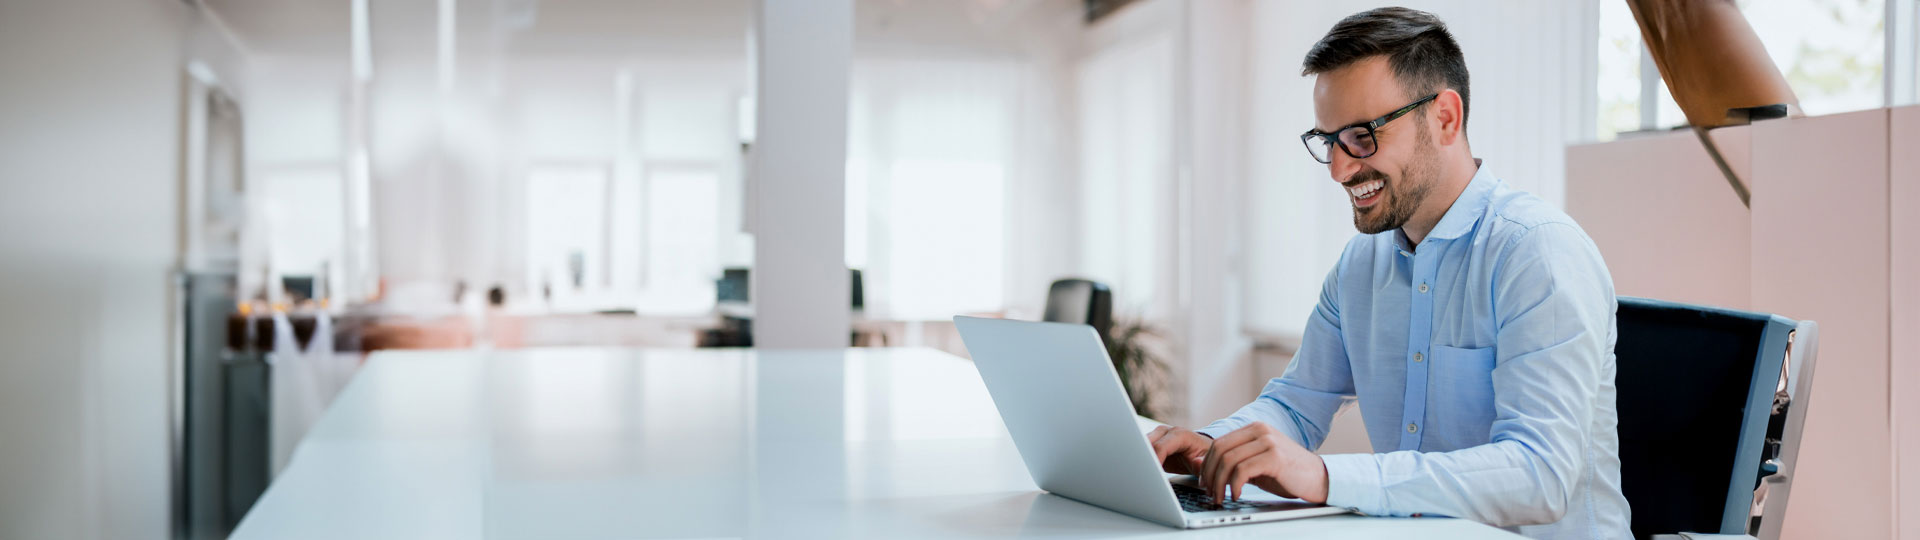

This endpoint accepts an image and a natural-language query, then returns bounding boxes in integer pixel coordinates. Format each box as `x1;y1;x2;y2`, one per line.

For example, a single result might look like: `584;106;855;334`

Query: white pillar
751;0;852;348
1178;0;1255;426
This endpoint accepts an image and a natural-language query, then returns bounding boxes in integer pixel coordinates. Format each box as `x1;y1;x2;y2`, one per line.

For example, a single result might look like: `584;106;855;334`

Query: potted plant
1104;315;1170;420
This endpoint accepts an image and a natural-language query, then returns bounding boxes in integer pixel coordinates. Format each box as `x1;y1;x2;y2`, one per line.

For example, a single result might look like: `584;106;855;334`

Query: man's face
1311;56;1440;235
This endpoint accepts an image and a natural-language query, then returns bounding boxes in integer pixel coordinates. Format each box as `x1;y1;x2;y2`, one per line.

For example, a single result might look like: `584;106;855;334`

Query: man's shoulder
1481;184;1594;252
1486;185;1578;233
1476;184;1613;293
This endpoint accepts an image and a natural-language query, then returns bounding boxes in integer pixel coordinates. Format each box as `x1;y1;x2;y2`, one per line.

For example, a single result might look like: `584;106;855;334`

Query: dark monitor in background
281;275;314;302
713;267;863;310
717;268;750;304
849;269;863;310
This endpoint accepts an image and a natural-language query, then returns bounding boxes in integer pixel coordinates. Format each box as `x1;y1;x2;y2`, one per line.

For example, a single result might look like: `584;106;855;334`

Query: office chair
1042;278;1113;347
1613;297;1819;540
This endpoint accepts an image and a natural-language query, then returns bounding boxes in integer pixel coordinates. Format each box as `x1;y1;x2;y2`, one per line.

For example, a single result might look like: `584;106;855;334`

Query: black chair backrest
1614;297;1797;539
1042;279;1113;346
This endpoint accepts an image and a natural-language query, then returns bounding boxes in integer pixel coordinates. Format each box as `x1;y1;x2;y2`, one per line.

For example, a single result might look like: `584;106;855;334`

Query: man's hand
1199;422;1329;505
1146;425;1212;475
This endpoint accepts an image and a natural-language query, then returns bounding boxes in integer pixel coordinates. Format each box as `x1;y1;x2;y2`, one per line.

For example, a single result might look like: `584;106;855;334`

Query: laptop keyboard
1173;483;1264;512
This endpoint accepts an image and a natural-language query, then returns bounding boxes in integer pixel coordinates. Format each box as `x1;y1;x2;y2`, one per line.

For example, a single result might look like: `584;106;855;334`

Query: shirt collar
1414;158;1495;243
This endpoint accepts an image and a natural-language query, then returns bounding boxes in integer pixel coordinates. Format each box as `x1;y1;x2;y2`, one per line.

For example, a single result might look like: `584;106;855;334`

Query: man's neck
1399;156;1481;249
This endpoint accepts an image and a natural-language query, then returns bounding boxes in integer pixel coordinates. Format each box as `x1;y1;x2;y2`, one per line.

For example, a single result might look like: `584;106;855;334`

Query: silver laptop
954;316;1352;528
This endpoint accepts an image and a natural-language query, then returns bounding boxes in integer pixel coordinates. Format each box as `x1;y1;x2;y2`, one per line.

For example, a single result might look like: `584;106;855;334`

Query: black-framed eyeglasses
1300;93;1438;164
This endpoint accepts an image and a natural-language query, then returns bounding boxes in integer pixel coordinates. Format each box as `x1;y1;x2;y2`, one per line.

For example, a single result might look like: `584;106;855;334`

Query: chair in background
1042;278;1113;347
1613;297;1819;540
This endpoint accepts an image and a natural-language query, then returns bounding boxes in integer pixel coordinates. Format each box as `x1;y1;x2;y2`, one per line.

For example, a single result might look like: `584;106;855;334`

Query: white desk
232;347;1522;539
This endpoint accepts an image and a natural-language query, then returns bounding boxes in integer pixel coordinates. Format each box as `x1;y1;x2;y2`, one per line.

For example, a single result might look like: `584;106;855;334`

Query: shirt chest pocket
1429;345;1497;441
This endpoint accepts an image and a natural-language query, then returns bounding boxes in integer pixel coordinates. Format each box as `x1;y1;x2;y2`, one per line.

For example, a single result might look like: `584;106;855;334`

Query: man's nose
1327;147;1363;183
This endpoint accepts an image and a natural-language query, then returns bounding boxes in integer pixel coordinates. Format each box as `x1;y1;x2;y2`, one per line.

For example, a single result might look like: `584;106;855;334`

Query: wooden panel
1565;127;1752;309
1892;104;1920;540
1751;109;1892;539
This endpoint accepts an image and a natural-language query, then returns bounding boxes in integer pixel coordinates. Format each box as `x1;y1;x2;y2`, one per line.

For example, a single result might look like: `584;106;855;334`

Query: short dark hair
1303;7;1469;129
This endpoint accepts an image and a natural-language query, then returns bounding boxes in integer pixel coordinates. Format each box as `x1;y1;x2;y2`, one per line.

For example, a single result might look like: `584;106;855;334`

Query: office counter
231;347;1520;539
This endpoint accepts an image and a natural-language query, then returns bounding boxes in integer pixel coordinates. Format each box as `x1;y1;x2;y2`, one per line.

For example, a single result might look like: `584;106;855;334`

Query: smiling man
1145;8;1630;539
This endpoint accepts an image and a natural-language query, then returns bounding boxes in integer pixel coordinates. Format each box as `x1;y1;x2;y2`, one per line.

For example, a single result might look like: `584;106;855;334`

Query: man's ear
1433;88;1465;146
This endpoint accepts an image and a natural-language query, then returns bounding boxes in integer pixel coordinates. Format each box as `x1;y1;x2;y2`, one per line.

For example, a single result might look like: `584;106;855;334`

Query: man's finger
1229;462;1260;502
1151;429;1191;470
1201;437;1229;490
1200;435;1228;483
1226;462;1243;502
1206;458;1224;504
1205;448;1240;504
1215;446;1258;501
1211;437;1272;502
1205;432;1251;484
1151;432;1175;465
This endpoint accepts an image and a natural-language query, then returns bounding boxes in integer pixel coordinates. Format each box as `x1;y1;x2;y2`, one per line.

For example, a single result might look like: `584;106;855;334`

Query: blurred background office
0;0;1915;539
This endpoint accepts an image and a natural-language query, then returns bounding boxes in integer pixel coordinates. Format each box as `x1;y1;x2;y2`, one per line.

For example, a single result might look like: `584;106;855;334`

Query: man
1146;8;1631;539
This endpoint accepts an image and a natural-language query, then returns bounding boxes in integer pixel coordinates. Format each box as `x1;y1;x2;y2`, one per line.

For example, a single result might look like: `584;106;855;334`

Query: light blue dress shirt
1199;163;1631;539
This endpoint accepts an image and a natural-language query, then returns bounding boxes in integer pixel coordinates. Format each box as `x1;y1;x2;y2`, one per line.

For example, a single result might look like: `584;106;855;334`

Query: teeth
1348;180;1383;198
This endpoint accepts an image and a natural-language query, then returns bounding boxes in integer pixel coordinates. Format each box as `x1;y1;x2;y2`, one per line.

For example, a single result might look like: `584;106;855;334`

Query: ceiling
201;0;351;58
204;0;749;59
201;0;1066;62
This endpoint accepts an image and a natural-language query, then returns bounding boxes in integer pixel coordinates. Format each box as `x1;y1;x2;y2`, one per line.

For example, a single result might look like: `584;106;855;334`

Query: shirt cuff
1321;453;1388;516
1194;419;1244;440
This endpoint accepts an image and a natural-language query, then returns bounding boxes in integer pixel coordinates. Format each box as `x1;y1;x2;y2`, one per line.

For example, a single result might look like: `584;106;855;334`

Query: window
638;166;721;315
259;164;345;299
847;59;1016;320
525;163;610;307
1596;0;1644;141
1743;0;1886;115
1597;0;1892;137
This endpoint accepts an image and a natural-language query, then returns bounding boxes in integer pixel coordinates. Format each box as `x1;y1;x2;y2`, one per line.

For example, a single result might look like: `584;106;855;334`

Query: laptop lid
954;316;1187;527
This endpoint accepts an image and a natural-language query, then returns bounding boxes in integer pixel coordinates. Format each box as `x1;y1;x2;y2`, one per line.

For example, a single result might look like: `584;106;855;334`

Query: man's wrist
1193;424;1232;441
1306;453;1329;503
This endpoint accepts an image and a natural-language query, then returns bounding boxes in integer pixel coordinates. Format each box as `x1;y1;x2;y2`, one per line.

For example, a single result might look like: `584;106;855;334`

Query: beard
1350;125;1440;235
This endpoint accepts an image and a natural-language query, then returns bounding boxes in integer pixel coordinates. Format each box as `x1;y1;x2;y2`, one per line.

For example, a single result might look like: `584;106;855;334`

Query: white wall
0;1;223;538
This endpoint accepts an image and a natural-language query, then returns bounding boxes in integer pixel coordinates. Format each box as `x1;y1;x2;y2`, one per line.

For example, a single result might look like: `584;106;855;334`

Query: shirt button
1418;283;1430;293
1407;423;1419;433
1413;352;1424;363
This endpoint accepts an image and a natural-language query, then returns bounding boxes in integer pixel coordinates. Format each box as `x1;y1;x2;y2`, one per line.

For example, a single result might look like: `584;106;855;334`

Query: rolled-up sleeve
1320;223;1613;526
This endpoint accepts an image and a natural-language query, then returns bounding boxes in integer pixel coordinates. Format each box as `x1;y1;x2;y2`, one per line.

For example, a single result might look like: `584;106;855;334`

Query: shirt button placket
1399;248;1437;452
